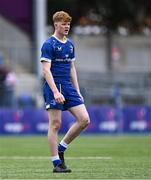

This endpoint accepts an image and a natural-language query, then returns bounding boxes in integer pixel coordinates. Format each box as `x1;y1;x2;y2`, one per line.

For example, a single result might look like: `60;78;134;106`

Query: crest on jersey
70;45;73;53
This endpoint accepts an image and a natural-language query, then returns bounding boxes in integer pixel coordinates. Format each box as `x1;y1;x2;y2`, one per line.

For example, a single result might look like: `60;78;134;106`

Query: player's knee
80;115;90;129
51;119;61;131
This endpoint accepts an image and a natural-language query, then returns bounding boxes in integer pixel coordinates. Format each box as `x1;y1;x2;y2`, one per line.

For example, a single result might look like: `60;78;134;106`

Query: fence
0;105;151;135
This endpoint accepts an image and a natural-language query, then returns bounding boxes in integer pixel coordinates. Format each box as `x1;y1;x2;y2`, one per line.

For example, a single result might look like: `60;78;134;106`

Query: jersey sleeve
40;42;53;62
69;40;76;61
71;46;76;61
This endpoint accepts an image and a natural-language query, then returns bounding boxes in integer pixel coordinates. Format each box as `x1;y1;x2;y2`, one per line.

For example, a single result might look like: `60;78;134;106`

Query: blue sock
58;140;68;152
51;155;61;167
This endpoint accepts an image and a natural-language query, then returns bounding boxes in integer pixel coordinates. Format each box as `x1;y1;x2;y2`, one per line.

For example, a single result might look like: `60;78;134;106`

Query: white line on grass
0;156;112;160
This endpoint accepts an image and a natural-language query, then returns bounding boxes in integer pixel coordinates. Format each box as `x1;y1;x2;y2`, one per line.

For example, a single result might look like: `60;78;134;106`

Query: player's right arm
41;42;65;104
41;61;65;104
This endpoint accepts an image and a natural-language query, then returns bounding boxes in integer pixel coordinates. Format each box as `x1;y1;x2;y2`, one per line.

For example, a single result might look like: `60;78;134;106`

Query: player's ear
54;22;58;29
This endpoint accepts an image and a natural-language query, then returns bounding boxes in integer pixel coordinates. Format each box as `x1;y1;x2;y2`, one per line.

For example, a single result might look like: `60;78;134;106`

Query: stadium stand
0;15;32;73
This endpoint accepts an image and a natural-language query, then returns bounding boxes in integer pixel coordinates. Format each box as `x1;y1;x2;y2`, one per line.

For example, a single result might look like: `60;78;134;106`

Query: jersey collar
52;35;67;44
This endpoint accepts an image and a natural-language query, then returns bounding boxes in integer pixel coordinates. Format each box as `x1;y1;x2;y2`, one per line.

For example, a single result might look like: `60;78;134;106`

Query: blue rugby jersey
40;35;75;83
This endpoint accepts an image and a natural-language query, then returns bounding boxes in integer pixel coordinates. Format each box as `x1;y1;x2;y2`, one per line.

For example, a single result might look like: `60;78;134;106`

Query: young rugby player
40;11;90;173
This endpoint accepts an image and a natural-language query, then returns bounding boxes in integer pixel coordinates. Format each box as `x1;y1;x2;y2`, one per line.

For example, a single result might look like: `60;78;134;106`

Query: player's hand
54;91;65;104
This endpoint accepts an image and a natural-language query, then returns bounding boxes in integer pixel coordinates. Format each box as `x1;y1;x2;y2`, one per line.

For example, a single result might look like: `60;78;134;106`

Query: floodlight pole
33;0;47;78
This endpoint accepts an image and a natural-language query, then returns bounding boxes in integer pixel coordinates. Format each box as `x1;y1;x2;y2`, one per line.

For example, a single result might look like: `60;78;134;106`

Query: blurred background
0;0;151;134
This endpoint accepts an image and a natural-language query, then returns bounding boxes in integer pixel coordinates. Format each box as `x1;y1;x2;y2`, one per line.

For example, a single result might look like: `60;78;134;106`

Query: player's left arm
70;61;83;100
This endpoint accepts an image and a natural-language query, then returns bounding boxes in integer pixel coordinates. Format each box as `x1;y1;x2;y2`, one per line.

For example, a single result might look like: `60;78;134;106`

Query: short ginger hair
53;11;72;23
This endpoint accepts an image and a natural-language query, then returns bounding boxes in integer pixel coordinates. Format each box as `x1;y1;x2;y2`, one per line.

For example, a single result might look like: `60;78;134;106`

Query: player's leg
63;104;90;144
47;109;62;165
47;109;71;173
47;109;61;156
58;104;90;164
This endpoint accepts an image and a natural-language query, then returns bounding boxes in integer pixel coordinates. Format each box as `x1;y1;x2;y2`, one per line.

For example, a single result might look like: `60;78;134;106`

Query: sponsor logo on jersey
57;46;62;51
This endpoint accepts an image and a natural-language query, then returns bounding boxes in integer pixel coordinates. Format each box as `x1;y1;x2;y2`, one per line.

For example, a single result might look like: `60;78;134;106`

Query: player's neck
53;33;67;43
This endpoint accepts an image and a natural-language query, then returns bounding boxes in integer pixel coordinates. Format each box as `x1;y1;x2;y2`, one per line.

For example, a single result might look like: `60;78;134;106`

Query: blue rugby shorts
43;82;84;111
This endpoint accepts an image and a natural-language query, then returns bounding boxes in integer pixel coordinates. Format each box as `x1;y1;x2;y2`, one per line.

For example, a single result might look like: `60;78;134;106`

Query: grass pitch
0;135;151;179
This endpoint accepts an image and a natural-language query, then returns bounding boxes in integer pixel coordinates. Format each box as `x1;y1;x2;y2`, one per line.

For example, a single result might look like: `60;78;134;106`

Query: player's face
55;21;70;36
